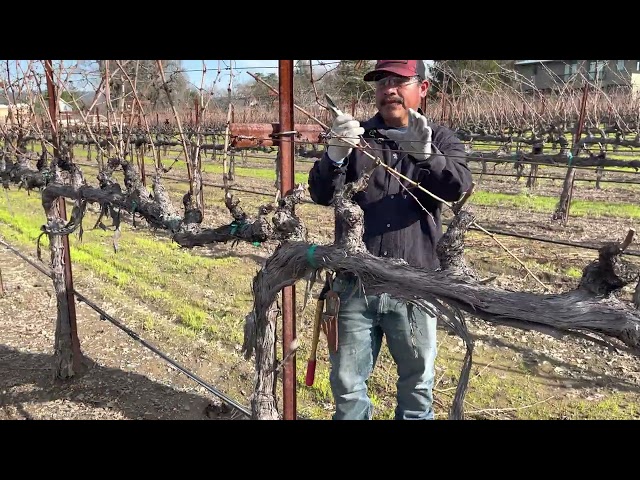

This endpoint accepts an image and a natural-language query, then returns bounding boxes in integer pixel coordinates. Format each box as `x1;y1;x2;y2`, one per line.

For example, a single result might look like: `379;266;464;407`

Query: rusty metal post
45;60;82;371
278;60;296;420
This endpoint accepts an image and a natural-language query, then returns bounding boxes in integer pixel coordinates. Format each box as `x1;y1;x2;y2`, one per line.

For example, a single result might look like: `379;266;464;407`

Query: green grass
521;260;585;280
69;150;310;185
564;267;583;278
179;160;309;185
0;190;255;346
204;165;309;184
561;393;639;419
470;191;640;218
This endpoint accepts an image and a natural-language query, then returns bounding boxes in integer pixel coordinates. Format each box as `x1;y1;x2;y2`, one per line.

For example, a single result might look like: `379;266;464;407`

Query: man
307;60;473;420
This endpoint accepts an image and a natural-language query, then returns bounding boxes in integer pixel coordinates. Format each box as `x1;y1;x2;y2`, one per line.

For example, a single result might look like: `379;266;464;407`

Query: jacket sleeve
412;127;473;203
307;151;350;206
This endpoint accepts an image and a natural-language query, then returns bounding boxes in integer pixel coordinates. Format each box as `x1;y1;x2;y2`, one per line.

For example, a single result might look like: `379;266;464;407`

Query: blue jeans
328;275;438;420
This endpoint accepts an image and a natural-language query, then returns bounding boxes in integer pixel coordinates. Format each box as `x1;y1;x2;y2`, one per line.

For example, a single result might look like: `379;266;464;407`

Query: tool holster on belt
319;274;340;354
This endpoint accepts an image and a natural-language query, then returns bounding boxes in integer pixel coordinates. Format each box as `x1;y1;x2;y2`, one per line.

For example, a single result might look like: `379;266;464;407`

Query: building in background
0;101;31;126
513;60;640;93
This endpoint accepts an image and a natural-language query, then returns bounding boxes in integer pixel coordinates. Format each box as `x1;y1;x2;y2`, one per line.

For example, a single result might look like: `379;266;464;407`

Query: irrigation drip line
172;177;319;205
463;156;640;174
467;171;640;184
72;292;251;418
0;237;251;418
463;141;640;154
457;223;640;258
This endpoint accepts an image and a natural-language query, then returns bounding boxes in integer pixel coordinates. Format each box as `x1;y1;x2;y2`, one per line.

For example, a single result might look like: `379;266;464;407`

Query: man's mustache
382;96;404;106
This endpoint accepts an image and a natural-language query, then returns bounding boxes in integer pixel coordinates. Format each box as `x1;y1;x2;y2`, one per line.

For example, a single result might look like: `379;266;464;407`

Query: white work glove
379;108;433;162
326;113;364;163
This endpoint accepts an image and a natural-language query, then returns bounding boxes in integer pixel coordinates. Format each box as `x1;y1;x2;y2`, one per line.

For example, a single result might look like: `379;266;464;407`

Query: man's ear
420;80;429;98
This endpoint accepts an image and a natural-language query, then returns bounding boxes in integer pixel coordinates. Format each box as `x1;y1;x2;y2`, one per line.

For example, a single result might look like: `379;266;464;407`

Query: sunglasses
374;76;422;88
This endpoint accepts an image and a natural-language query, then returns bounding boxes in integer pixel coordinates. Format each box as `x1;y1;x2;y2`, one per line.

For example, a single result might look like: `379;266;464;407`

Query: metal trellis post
278;60;297;420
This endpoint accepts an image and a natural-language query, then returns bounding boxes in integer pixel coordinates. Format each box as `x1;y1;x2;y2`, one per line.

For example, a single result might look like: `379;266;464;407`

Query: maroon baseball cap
363;60;427;81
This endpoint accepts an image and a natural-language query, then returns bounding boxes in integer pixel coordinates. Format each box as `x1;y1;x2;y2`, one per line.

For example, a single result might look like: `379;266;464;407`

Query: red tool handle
305;360;316;387
305;299;324;387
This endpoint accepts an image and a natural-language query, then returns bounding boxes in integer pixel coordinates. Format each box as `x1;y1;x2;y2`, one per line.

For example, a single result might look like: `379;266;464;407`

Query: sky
1;60;434;95
180;60;340;90
0;60;284;95
180;60;435;93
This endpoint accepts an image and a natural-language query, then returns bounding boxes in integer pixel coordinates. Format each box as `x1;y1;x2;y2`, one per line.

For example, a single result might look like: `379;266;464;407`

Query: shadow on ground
0;345;246;420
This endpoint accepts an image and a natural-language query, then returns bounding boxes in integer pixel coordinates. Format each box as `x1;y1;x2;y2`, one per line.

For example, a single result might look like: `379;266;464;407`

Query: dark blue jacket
308;110;473;270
